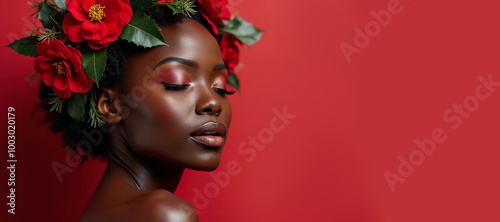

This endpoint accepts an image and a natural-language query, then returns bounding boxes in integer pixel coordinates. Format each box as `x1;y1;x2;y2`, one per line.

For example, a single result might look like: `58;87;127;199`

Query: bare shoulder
80;189;198;222
135;189;199;222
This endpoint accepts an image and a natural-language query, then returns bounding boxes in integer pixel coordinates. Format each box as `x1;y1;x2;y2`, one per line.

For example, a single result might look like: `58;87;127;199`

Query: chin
186;155;222;171
186;164;220;172
195;164;220;172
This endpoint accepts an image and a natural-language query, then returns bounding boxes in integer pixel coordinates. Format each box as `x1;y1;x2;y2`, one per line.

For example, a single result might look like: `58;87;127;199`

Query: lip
190;122;227;148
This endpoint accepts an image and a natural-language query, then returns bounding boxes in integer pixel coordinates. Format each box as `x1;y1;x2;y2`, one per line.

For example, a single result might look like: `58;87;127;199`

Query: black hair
36;5;212;160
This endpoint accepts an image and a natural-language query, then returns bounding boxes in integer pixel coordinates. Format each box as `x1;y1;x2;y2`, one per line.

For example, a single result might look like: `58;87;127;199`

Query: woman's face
120;19;232;171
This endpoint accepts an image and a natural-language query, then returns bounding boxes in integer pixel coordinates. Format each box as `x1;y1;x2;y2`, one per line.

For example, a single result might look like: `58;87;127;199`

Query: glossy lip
190;122;227;148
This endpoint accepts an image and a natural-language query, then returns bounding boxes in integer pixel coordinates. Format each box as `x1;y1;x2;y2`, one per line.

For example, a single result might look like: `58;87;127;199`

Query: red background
2;0;500;221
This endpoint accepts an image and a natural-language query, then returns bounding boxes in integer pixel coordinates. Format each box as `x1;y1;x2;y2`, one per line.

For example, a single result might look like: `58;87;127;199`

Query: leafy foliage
7;36;39;57
153;0;197;17
119;13;167;48
131;0;152;12
228;73;240;91
67;93;86;122
38;2;64;30
81;49;107;87
220;17;263;46
88;91;105;128
48;93;65;113
53;0;67;12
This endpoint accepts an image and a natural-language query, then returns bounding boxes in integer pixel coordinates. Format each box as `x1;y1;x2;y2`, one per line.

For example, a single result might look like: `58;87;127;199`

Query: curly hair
36;6;213;160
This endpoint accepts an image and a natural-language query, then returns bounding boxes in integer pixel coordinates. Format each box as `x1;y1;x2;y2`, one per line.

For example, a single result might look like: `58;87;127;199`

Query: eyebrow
154;56;227;72
213;64;227;71
154;57;198;69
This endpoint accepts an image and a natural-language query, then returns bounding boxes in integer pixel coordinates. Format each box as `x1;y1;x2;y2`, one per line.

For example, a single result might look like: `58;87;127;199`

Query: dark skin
79;19;232;222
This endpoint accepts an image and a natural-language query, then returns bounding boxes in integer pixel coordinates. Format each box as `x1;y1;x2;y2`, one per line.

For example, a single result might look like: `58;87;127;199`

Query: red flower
197;0;230;35
34;40;93;99
62;0;133;50
219;34;240;74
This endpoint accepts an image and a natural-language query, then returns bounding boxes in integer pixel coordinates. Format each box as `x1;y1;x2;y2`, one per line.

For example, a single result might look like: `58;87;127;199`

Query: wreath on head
8;0;262;128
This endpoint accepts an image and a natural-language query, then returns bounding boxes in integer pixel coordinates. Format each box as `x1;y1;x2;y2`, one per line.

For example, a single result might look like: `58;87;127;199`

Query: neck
106;125;184;193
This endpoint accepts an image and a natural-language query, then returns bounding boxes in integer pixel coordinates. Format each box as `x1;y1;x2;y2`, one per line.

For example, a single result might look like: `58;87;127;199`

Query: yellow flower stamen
88;4;106;22
53;62;67;76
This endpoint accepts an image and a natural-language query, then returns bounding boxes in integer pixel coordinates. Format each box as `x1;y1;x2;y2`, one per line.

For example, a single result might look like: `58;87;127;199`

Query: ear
96;86;124;124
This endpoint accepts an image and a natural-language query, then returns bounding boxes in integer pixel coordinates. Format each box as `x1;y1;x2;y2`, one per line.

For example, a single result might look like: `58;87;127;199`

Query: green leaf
47;93;65;113
81;49;107;87
88;90;105;128
7;36;39;57
220;17;263;46
228;73;240;92
54;0;67;13
38;2;64;30
67;93;87;122
130;0;152;12
166;0;197;17
119;13;167;48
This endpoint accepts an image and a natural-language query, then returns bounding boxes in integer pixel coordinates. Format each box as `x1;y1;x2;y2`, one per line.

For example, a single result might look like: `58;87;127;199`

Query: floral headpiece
8;0;262;127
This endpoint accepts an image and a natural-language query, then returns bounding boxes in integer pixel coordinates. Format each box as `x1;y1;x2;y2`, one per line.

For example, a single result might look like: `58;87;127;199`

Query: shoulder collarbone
136;189;199;222
80;190;198;222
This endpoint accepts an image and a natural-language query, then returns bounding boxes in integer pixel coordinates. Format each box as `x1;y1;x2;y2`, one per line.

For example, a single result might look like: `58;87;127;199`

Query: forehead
124;19;223;73
159;19;222;60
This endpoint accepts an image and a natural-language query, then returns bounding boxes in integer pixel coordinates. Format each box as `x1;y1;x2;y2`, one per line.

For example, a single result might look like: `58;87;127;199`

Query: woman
80;10;231;222
9;0;261;221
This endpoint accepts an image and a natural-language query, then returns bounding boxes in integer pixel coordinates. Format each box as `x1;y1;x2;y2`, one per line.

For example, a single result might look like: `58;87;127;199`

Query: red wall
2;0;500;221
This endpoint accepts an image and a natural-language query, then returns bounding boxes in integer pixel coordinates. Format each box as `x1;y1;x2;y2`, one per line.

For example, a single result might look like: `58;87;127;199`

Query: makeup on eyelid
212;76;228;89
155;71;192;85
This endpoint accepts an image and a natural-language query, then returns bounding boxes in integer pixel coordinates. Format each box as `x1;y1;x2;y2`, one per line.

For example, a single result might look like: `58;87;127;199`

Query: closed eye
213;87;235;95
162;82;191;90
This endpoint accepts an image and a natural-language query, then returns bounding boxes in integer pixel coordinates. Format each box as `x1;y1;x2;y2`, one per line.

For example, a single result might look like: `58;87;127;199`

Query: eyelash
162;82;235;95
162;82;191;90
213;88;235;95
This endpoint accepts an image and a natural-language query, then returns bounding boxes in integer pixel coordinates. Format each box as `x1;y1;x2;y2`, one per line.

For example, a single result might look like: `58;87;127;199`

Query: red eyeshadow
156;71;191;85
212;75;228;89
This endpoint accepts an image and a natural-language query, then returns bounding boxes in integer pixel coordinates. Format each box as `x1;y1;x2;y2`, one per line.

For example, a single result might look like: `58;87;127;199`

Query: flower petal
84;76;94;92
82;20;102;32
81;28;103;41
66;0;88;21
35;57;54;70
47;50;61;58
52;86;72;99
101;15;121;37
62;60;73;78
68;46;82;57
81;0;98;14
62;13;85;43
36;42;54;57
88;41;109;50
101;0;121;14
41;70;57;86
200;12;219;35
55;41;72;59
119;1;133;26
53;74;69;90
69;70;87;93
69;54;82;72
219;10;231;22
99;24;109;39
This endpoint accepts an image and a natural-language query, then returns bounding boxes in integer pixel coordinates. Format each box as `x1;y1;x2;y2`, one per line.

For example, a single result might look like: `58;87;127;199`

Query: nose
195;88;222;116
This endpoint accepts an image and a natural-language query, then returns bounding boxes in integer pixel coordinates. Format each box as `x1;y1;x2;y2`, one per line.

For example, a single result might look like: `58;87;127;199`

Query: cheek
124;91;194;156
